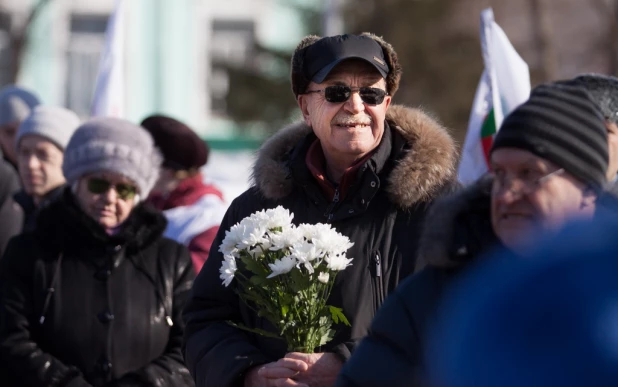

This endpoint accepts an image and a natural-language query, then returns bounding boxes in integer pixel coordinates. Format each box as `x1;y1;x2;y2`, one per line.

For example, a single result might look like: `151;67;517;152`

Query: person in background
0;117;195;387
427;217;618;387
142;114;227;273
13;106;81;232
0;85;41;169
182;32;458;387
335;83;613;386
0;152;23;256
559;74;618;192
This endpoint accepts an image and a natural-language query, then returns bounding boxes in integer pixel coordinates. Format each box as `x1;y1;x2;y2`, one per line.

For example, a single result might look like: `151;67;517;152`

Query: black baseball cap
303;34;390;84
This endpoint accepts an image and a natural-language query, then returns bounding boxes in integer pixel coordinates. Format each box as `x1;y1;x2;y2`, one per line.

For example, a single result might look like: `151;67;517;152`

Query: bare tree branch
529;0;557;81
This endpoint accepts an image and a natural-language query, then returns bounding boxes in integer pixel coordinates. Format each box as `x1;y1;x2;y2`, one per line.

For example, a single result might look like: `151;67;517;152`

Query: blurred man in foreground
428;216;618;387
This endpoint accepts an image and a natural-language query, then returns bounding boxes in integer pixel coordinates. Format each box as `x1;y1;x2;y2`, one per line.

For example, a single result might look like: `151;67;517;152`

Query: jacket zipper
374;252;385;308
323;188;340;222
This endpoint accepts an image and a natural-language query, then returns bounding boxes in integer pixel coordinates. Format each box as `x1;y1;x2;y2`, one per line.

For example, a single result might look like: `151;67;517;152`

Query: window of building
209;19;256;117
66;14;108;118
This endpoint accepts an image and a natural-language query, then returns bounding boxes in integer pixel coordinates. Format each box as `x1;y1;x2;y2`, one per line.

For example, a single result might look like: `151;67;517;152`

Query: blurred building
0;0;306;138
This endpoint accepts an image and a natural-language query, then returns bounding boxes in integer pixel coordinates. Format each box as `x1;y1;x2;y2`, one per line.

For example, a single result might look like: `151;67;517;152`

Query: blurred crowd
1;31;618;387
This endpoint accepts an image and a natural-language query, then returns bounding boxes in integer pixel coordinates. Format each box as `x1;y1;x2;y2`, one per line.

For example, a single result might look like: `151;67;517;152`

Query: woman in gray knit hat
0;117;196;387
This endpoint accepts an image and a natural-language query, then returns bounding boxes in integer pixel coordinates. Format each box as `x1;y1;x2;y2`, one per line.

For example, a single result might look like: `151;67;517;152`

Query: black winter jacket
182;105;459;387
14;184;65;233
0;189;196;387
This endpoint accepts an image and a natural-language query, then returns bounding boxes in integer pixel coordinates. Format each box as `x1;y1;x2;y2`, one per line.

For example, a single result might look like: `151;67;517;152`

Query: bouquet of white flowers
218;206;353;353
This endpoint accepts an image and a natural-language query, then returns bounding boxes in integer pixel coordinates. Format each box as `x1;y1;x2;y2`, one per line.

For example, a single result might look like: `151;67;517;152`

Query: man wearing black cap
334;82;613;387
141;114;227;273
183;33;458;387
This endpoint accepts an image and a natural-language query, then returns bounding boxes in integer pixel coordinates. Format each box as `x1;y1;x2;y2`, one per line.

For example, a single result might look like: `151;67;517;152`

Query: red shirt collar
305;139;375;201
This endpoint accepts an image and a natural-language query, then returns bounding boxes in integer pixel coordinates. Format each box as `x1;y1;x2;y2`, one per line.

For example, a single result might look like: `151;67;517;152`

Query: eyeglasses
304;85;388;105
87;177;138;200
490;168;565;197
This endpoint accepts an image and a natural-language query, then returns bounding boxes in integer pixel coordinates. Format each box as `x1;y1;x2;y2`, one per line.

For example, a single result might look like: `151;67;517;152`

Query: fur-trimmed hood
251;104;458;208
415;176;498;270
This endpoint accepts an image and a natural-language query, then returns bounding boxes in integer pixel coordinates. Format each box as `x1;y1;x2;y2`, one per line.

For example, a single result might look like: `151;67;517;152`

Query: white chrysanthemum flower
291;240;324;263
249;209;268;226
266;256;297;278
298;223;333;242
219;255;237;287
313;228;354;256
325;254;353;271
219;222;243;256
236;219;268;251
263;206;294;230
269;227;304;251
317;272;330;283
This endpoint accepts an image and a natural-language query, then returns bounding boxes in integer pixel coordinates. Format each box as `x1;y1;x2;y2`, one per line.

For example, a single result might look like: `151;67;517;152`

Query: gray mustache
331;116;372;126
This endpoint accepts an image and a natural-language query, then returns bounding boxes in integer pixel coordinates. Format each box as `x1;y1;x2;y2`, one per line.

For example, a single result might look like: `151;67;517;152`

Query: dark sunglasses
87;178;138;200
305;85;388;105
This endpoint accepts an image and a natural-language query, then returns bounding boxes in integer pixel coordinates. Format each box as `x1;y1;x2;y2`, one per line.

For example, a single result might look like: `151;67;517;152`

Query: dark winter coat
0;188;196;387
0;157;22;256
336;176;618;387
14;184;65;233
182;105;459;387
335;176;497;387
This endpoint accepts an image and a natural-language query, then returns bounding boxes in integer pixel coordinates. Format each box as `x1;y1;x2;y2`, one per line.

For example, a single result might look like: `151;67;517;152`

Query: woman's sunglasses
304;85;388;105
87;178;138;200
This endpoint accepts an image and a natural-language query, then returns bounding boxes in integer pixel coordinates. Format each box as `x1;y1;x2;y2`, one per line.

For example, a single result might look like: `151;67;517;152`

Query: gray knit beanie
62;117;162;197
15;106;80;151
0;85;41;127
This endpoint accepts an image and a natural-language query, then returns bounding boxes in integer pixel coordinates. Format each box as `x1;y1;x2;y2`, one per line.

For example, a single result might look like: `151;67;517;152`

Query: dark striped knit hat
491;83;609;192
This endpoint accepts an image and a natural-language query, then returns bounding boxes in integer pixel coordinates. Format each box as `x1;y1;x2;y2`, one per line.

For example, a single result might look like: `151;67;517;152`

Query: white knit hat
62;117;162;197
15;106;81;150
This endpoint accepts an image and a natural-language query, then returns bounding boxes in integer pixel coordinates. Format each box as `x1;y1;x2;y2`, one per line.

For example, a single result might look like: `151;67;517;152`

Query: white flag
457;8;531;185
90;0;125;118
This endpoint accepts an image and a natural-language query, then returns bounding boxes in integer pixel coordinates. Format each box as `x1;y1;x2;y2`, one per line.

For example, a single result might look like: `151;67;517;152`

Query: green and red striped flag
457;8;531;185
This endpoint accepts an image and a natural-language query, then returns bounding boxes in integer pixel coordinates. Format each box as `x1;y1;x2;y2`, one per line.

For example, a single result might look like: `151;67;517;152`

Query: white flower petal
318;272;330;283
325;255;353;271
269;227;304;251
263;206;294;230
219;255;237;287
290;240;323;263
267;256;297;278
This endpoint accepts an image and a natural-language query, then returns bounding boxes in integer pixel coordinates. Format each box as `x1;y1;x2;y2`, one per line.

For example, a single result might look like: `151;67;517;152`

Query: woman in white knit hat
0;117;195;387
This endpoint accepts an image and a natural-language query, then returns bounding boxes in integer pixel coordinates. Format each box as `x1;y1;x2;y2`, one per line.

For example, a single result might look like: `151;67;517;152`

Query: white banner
90;0;125;118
